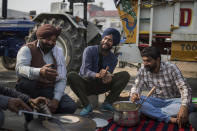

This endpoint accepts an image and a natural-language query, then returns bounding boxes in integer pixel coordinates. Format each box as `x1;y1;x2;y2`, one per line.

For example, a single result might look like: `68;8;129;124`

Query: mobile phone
49;64;56;69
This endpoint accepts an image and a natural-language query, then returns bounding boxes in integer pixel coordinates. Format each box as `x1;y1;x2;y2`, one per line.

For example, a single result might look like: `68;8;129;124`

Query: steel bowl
113;101;140;127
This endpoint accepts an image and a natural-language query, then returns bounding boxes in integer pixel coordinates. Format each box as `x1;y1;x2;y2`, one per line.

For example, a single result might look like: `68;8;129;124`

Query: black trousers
15;78;77;122
67;71;130;107
189;112;197;130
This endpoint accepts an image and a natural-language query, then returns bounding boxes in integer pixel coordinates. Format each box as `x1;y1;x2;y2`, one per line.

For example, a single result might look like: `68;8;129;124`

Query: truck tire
26;18;85;73
1;56;16;70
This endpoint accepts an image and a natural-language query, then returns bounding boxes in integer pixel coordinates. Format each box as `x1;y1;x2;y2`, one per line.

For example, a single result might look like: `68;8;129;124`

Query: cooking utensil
18;110;79;124
113;101;139;126
112;86;157;127
136;86;157;110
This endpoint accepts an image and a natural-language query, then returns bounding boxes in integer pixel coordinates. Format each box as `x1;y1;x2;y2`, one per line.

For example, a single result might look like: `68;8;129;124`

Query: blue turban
102;28;120;46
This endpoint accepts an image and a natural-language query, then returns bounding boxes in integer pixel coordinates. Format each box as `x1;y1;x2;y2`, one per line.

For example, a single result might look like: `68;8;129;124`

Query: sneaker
101;102;114;111
80;104;93;116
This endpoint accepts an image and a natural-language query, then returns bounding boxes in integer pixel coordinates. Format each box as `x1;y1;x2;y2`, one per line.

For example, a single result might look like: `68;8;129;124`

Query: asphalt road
0;60;197;131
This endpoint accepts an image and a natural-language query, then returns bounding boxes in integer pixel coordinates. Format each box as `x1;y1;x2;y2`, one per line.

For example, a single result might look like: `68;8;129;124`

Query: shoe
80;104;93;116
101;102;114;111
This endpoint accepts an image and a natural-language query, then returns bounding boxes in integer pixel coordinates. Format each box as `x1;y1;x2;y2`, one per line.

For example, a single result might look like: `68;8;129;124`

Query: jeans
135;96;183;123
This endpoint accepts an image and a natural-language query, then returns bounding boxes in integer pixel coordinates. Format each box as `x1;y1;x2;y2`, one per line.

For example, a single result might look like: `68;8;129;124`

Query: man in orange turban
15;24;77;128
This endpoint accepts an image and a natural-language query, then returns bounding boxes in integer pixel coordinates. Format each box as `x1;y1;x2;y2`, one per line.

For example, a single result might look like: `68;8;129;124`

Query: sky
8;0;116;14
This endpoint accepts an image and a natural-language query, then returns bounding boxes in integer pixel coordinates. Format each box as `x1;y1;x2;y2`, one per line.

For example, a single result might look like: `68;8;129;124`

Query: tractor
0;0;34;70
0;0;102;72
25;0;102;72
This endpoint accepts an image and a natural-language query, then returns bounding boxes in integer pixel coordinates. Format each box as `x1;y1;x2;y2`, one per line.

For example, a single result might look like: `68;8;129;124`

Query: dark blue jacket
79;45;118;78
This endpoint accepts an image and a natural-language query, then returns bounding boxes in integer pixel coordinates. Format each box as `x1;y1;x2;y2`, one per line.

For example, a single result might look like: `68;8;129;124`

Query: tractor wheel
1;56;16;70
26;18;85;73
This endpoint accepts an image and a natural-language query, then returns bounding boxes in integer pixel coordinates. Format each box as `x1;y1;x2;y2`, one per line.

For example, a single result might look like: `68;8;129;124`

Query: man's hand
99;66;109;78
48;99;59;113
95;66;109;79
29;97;49;109
102;72;113;84
130;93;140;103
8;98;32;113
40;64;58;81
177;105;189;128
95;73;101;78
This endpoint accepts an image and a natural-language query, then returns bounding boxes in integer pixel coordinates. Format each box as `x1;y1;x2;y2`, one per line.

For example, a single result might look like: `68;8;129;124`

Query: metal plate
28;114;96;131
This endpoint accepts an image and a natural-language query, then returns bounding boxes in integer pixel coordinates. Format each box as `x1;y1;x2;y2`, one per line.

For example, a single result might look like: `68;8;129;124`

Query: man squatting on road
15;24;77;125
68;28;130;116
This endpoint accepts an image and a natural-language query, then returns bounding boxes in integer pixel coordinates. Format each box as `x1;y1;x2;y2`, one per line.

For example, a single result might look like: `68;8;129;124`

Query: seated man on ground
68;28;130;116
15;24;77;125
130;46;192;128
0;86;47;128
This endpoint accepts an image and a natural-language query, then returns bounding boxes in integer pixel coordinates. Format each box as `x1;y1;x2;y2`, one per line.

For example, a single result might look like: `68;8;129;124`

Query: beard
145;63;157;72
100;42;112;52
40;41;54;53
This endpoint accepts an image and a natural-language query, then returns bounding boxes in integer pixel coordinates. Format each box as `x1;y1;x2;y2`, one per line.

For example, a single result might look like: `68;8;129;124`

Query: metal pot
113;101;140;127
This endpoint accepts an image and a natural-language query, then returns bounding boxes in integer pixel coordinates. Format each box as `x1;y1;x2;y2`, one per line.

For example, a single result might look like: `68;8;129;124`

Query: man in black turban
68;28;130;116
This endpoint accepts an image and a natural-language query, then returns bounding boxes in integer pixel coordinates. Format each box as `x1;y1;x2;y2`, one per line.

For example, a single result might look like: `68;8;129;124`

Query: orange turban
36;24;61;39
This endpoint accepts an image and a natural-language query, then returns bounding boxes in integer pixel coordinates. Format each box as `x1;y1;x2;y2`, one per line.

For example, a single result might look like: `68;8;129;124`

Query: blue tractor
0;0;101;72
0;0;34;70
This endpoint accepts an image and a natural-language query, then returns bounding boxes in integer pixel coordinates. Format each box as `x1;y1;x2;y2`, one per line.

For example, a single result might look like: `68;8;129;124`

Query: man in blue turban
68;28;130;116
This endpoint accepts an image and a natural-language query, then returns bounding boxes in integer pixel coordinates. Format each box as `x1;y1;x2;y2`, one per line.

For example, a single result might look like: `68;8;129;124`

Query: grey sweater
0;86;30;110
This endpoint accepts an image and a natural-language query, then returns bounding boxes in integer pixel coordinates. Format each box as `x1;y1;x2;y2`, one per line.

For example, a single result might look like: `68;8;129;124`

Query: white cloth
52;46;67;81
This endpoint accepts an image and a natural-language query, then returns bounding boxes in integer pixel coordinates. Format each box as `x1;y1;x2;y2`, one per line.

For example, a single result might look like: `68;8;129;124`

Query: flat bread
59;115;80;124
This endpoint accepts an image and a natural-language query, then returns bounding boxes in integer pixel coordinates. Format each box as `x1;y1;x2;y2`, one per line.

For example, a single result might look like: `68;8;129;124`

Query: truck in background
115;0;197;68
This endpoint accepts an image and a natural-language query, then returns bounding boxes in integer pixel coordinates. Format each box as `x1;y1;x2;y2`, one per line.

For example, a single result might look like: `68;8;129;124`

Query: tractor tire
26;18;85;73
1;56;16;70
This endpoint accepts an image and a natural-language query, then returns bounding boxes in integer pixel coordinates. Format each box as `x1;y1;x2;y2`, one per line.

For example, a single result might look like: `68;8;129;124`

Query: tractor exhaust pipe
2;0;7;19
